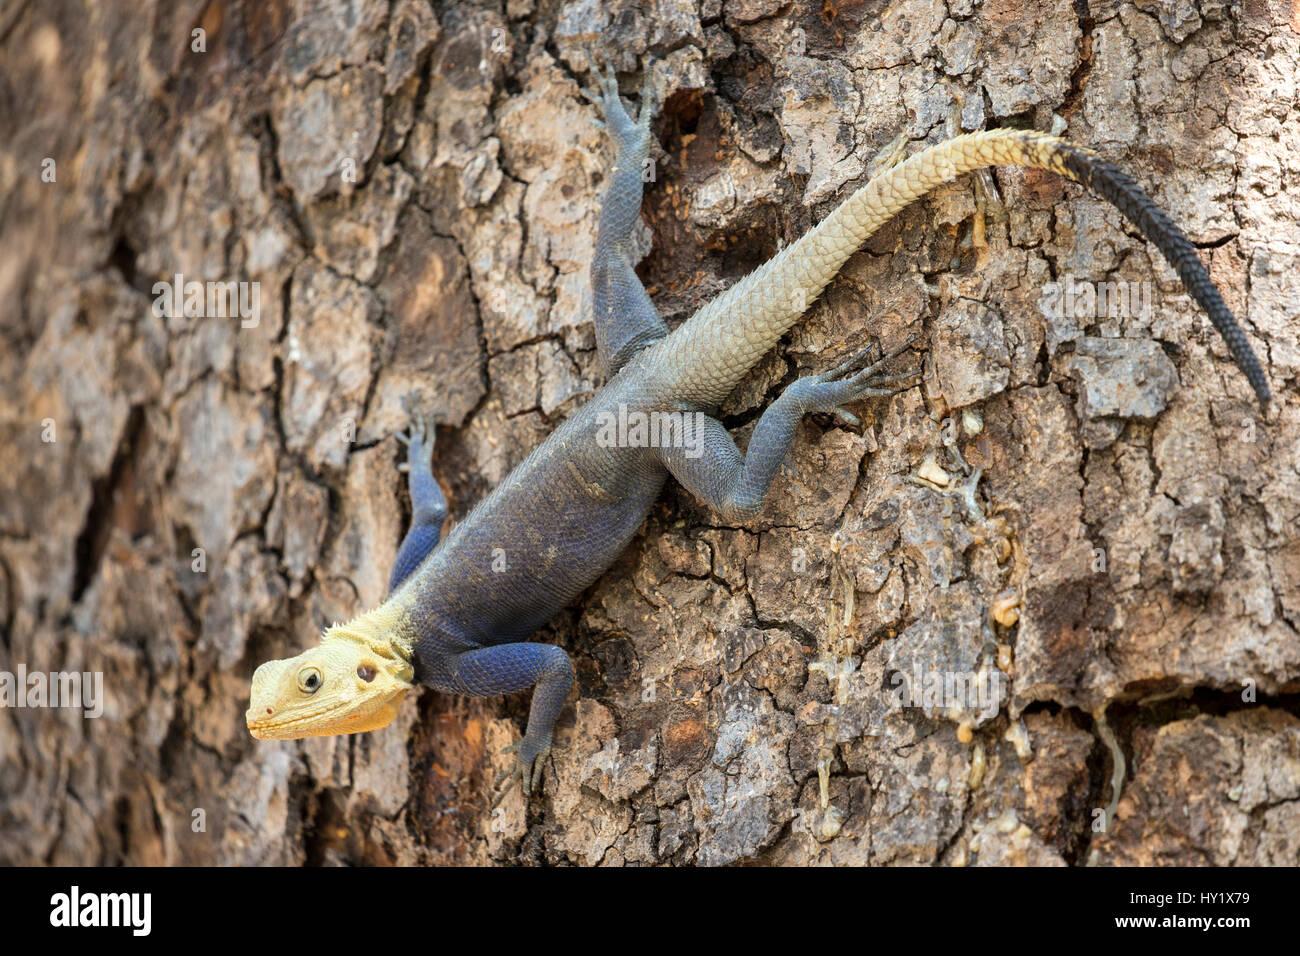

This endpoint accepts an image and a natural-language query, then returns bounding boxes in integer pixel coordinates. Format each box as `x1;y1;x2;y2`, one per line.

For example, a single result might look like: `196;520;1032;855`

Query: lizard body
247;58;1269;798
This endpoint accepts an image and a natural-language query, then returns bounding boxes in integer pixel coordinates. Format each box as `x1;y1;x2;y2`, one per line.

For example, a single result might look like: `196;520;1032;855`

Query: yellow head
246;609;416;740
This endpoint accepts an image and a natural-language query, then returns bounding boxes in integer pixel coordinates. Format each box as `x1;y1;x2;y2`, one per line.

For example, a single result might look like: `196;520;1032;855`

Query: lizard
246;54;1270;803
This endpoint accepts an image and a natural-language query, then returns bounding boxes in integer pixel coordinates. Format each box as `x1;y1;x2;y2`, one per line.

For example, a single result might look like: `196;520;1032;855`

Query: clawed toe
490;759;521;811
820;336;920;384
395;394;435;460
802;335;924;411
581;44;618;96
845;369;923;400
822;344;883;381
636;59;659;127
489;739;550;809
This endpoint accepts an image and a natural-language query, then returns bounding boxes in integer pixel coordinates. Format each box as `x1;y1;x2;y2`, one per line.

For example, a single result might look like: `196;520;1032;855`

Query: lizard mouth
245;702;357;739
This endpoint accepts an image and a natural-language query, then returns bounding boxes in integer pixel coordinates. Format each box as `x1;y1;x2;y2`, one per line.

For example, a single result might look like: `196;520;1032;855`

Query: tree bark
2;0;1298;865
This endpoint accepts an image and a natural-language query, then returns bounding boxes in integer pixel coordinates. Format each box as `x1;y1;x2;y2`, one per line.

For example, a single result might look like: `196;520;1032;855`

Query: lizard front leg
389;396;448;592
659;340;921;521
422;642;574;802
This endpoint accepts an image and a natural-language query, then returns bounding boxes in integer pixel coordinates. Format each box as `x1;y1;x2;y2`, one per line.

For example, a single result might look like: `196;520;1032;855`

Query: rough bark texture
1;0;1298;866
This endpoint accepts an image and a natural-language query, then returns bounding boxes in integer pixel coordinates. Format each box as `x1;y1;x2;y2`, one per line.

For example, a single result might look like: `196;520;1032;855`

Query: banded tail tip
1049;138;1271;411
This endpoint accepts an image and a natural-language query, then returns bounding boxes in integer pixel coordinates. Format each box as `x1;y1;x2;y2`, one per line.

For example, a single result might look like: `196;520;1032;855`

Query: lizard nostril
266;708;273;715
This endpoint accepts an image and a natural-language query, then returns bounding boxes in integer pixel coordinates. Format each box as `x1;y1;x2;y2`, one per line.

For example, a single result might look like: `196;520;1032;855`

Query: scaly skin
656;128;1270;407
247;57;1270;803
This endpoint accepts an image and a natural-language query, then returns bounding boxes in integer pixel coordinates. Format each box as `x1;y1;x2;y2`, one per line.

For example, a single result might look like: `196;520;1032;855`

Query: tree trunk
2;0;1298;866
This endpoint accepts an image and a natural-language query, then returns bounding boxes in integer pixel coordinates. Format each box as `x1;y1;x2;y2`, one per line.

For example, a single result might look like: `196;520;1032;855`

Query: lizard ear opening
357;664;377;682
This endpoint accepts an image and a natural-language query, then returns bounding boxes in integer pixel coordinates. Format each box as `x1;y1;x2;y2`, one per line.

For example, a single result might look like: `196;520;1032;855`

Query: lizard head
246;608;416;740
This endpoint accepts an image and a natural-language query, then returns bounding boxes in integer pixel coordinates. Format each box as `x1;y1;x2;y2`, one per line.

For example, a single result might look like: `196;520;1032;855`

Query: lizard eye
298;667;322;694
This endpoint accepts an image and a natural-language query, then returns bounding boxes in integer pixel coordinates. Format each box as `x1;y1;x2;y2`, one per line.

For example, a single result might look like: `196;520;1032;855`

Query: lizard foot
395;393;435;473
489;737;551;809
796;336;923;414
579;47;657;152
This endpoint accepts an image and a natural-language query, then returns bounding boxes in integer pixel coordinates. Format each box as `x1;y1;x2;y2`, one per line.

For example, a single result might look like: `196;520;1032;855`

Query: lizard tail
652;128;1270;409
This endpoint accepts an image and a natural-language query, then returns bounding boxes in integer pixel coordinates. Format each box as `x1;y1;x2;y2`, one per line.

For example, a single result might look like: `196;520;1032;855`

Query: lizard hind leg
582;49;667;375
658;338;923;522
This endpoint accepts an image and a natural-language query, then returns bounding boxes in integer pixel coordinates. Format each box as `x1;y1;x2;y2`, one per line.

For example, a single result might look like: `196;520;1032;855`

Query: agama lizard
247;57;1270;802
